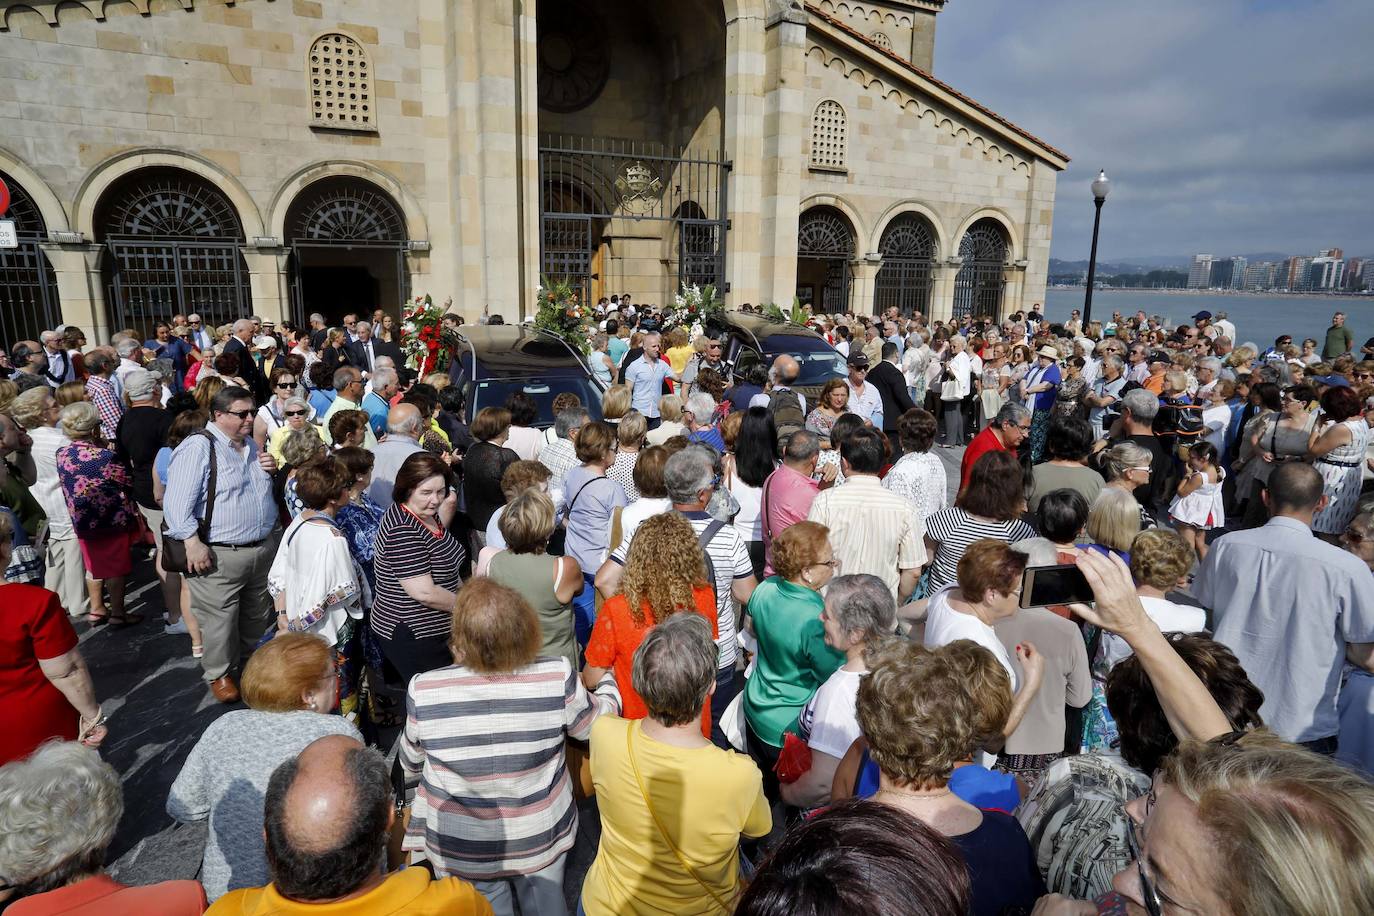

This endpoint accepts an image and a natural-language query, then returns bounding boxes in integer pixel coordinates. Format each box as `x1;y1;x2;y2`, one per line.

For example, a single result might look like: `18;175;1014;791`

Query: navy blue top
952;810;1046;916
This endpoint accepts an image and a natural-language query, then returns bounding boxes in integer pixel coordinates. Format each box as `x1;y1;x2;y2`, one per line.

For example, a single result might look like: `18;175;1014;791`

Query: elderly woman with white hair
265;394;316;465
8;387;87;618
0;742;206;912
938;334;972;447
782;573;899;810
54;402;144;628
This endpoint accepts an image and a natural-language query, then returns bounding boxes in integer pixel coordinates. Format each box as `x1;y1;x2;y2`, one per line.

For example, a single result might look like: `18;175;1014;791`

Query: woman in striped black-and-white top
400;577;619;916
923;449;1035;594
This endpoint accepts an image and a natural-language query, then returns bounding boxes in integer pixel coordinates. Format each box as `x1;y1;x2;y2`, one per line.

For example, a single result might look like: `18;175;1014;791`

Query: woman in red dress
0;513;108;766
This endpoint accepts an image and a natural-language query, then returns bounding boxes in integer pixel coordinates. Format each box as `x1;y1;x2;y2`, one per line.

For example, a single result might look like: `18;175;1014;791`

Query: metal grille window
97;168;250;334
309;33;374;131
874;213;936;316
288;177;406;242
797;207;855;312
810;100;848;171
0;171;60;345
953;219;1008;321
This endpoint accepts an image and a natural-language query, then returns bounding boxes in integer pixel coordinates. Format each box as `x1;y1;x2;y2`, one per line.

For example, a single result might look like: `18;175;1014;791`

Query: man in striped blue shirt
164;385;281;704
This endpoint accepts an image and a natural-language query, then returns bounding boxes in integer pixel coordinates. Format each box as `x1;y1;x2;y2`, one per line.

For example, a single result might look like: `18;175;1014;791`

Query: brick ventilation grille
810;99;848;170
310;34;373;129
869;31;892;51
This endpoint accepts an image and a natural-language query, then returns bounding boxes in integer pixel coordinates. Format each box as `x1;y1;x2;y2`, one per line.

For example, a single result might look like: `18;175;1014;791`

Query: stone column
849;255;882;316
930;258;960;323
758;5;808;307
723;4;768;306
240;247;290;325
41;242;105;342
1003;261;1028;320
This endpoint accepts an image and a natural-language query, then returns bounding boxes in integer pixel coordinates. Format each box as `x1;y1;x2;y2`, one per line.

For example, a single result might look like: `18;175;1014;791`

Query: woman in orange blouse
583;512;718;737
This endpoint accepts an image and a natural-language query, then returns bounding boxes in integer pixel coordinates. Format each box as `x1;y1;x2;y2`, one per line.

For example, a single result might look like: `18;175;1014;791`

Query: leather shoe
210;675;240;704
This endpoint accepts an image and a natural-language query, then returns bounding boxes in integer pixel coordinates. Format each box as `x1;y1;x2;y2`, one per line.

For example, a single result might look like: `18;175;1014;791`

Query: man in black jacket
868;341;916;457
223;318;269;404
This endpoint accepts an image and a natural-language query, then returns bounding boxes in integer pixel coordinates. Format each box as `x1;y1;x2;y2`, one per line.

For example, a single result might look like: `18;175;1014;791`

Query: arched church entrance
535;0;729;308
0;170;61;344
96;167;251;336
285;176;409;328
953;218;1009;321
796;206;855;312
874;212;938;317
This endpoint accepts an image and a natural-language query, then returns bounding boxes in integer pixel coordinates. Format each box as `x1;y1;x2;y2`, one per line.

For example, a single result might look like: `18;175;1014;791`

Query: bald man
367;403;425;509
206;735;491;914
766;354;806;443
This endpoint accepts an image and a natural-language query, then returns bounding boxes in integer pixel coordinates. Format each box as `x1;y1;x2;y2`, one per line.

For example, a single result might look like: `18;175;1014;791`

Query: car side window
734;347;760;381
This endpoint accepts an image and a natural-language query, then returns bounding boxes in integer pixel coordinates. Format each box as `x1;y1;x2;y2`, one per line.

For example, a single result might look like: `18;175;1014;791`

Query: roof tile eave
804;3;1070;165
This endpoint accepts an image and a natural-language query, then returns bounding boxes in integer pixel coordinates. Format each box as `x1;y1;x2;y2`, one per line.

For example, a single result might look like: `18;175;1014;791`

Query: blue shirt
624;356;671;417
361;390;390;437
1026;362;1061;412
607;336;629;367
689;426;725;452
560;465;628;571
163;425;278;544
856;752;1020;812
308;387;337;417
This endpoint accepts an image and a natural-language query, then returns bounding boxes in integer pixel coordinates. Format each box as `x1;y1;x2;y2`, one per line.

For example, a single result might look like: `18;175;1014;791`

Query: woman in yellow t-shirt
664;328;696;375
581;614;771;916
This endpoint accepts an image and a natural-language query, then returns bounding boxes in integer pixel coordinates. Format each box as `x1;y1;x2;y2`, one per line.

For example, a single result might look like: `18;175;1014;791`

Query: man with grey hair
361;365;397;437
538;406;589;487
345;320;379;374
1115;386;1168;520
683;391;724;451
320;366;377;448
597;443;757;747
1196;356;1223;398
307;311;328;350
112;336;143;400
1085;353;1127;440
366;403;424;509
224;317;268;404
760;428;835;575
623;331;679;427
959;401;1031;492
39;329;74;387
780;573;896;809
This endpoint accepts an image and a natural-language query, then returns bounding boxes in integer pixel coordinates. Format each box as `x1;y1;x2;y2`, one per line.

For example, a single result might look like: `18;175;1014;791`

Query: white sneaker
164;619;189;635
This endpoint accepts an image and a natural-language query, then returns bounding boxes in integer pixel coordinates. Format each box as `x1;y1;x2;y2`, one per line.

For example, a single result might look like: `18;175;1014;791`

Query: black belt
208;538;268;549
1317;457;1361;468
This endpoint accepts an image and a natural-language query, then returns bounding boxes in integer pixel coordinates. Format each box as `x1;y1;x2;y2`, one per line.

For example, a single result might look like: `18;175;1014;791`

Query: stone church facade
0;0;1066;343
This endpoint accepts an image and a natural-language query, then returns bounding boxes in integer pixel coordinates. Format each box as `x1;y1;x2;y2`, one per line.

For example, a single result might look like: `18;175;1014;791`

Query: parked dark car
451;324;603;427
718;311;846;404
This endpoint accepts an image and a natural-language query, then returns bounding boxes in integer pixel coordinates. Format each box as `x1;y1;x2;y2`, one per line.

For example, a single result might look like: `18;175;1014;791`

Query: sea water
1042;288;1374;352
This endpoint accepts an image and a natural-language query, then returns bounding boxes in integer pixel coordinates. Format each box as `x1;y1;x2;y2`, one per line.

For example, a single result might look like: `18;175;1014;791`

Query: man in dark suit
344;320;395;377
869;341;916;457
223;318;269;404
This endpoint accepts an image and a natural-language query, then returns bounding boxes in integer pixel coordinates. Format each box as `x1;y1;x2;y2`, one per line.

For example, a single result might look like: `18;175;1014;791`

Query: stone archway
796;205;856;311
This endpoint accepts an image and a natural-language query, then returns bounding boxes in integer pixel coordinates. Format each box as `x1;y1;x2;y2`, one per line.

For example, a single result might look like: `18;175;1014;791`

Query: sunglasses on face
220;409;253;420
276;381;295;389
285;409;308;418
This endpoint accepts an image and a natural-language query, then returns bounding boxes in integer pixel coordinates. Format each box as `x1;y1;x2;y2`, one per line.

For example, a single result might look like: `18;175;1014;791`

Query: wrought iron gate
98;168;250;334
874;213;936;317
539;136;730;302
952;219;1008;321
0;171;60;344
797;207;855;311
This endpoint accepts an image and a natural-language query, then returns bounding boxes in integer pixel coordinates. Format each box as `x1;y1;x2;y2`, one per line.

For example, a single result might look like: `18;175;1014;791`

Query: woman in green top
487;488;582;668
743;520;844;805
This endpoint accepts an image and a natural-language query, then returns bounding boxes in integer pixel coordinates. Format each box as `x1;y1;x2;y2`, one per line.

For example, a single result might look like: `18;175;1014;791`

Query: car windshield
470;377;605;427
764;341;847;386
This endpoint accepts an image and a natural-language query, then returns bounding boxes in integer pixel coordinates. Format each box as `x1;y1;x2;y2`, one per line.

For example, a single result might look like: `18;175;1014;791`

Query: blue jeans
573;572;597;647
709;665;740;750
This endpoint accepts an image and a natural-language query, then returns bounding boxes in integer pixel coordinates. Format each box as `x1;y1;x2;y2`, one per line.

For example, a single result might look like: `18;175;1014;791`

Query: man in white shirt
40;330;74;387
844;353;882;427
112;337;144;400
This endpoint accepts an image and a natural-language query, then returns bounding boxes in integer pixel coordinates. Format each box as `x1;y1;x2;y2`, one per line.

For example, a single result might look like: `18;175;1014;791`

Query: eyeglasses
276;381;296;389
220;409;253;420
812;558;841;570
284;410;308;418
1125;812;1164;916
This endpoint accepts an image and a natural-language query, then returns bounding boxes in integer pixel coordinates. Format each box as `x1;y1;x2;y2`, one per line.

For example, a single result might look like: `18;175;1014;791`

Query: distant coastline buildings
1191;247;1366;292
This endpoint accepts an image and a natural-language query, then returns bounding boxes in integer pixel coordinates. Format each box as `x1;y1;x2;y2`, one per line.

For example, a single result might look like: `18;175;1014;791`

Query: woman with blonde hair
401;578;619;915
488;489;582;668
607;409;647;500
584;512;717;735
167;631;359;901
53;380;87;407
192;374;225;411
664;327;694;374
601;383;631;426
1086;486;1142;561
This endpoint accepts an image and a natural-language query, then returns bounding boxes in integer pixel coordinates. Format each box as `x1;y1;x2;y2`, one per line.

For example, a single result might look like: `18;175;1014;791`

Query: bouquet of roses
671;282;725;337
534;277;592;355
400;293;461;375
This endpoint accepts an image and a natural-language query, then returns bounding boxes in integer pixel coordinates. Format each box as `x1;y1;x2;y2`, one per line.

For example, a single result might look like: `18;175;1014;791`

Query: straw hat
1036;345;1060;360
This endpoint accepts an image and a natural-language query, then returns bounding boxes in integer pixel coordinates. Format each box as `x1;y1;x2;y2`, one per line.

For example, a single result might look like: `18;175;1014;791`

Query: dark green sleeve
1;475;45;538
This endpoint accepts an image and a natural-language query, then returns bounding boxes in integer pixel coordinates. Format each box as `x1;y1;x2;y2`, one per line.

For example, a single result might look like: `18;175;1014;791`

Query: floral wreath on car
534;277;592;355
400;293;462;375
669;282;726;339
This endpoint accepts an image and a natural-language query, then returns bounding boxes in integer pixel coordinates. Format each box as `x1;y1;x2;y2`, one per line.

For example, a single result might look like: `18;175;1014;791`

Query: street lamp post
1082;169;1111;326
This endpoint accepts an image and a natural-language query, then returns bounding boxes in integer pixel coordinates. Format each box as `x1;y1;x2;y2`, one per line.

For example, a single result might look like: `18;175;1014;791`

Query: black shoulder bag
161;431;218;576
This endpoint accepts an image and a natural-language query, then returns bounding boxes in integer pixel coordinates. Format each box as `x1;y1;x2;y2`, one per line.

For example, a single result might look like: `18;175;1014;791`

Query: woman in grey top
166;632;358;901
488;489;582;668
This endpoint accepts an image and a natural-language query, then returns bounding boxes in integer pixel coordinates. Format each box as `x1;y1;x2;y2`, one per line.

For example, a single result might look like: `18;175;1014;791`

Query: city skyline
938;0;1374;262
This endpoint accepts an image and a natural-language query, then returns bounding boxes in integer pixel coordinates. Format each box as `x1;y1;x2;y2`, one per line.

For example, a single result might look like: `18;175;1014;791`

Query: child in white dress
1169;440;1224;564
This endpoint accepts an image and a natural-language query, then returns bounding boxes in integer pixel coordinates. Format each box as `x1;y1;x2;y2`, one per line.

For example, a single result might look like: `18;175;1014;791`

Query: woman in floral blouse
333;445;394;726
55;402;144;627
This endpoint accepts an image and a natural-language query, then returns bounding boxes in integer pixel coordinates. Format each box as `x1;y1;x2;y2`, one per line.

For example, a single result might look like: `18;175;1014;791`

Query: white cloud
936;0;1374;259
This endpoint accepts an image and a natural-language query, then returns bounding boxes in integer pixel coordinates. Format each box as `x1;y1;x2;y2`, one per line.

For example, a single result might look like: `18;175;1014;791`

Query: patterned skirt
1029;408;1053;463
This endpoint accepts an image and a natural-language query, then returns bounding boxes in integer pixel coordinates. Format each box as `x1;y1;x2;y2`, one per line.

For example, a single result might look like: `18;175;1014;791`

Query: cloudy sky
936;0;1374;262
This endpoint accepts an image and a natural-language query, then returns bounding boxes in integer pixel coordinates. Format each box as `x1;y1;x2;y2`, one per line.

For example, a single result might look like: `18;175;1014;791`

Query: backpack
767;388;805;445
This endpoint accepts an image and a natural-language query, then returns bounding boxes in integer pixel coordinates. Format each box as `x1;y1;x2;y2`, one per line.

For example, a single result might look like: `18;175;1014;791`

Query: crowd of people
2;298;1374;915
